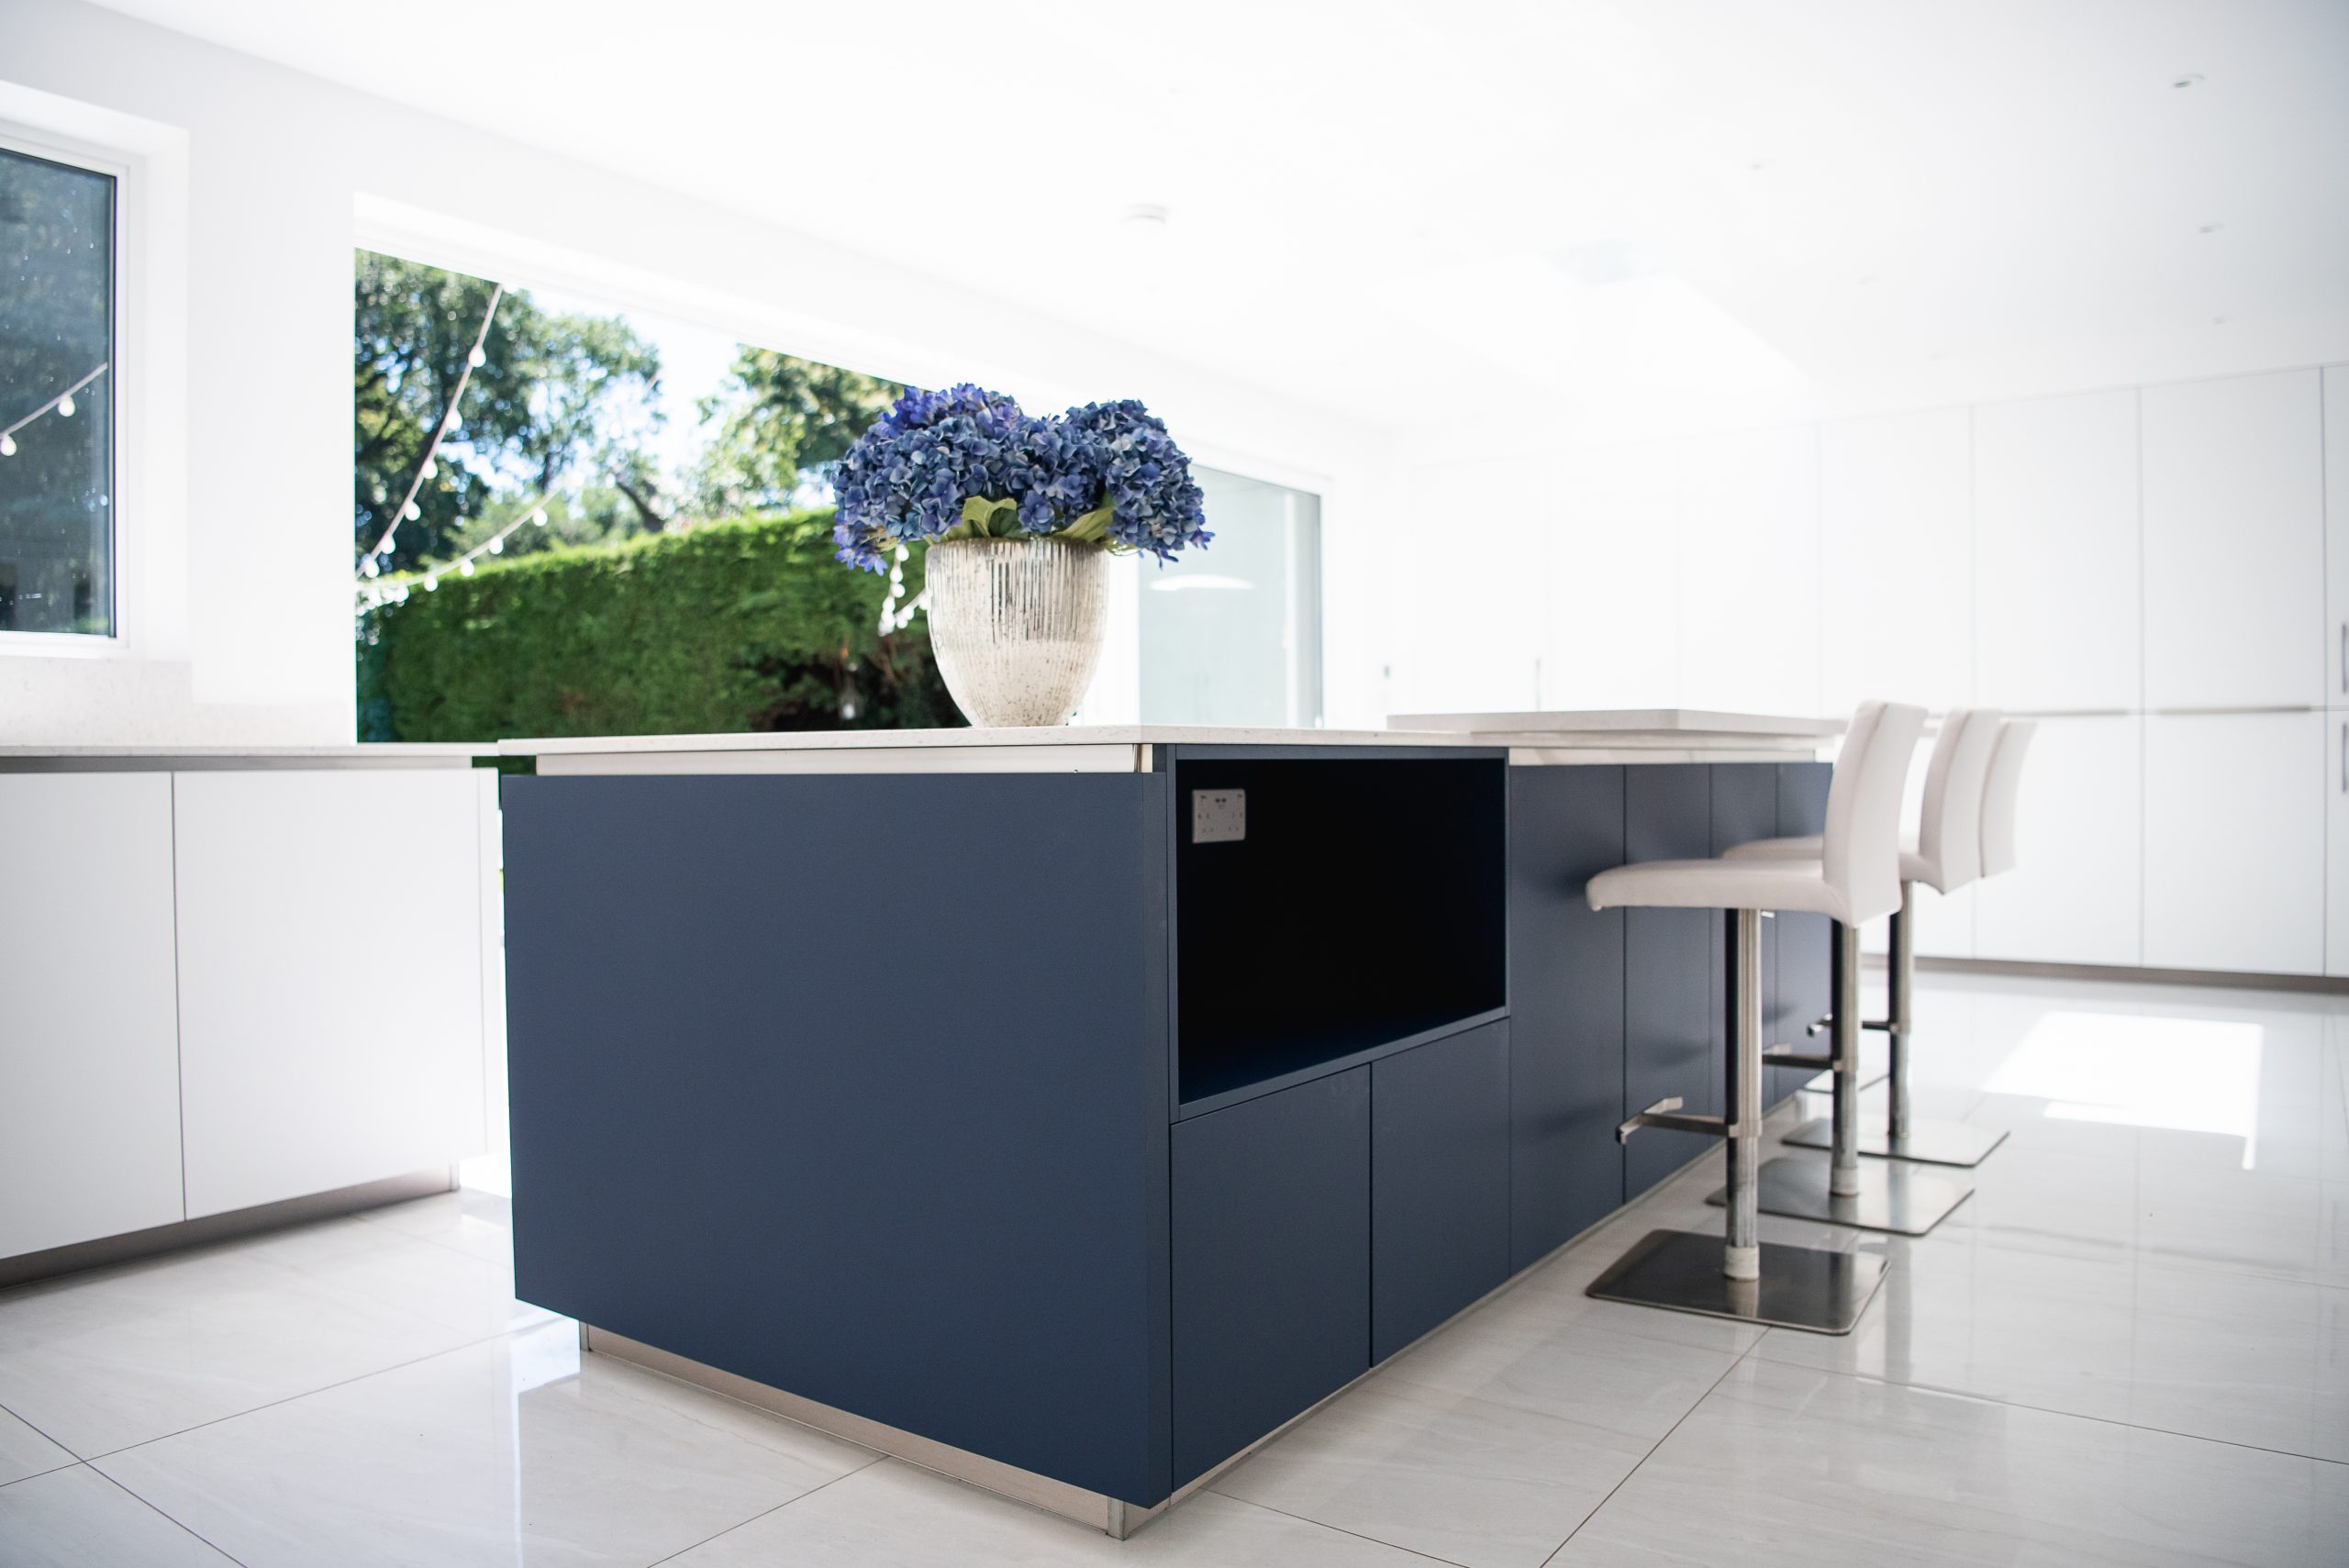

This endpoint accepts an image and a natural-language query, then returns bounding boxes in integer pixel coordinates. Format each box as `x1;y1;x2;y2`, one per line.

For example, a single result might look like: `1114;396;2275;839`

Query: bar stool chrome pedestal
1583;699;1922;1334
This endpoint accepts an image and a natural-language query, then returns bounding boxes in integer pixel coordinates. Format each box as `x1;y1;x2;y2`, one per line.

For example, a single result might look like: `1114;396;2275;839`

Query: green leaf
1060;505;1115;544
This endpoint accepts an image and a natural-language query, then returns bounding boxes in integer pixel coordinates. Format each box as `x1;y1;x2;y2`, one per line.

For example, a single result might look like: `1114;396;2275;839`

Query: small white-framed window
0;135;117;642
1137;465;1324;728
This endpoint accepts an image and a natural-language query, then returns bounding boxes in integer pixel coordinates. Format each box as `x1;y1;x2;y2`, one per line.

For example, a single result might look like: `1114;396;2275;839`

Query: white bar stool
1743;708;2011;1177
1977;718;2038;883
1581;698;1923;1335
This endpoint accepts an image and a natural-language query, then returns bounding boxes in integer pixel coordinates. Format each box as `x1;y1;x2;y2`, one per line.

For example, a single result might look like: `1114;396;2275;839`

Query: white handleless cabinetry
1973;390;2143;713
1388;459;1543;716
2143;712;2324;975
0;774;184;1258
2142;371;2324;711
1539;442;1679;710
2327;367;2349;705
1674;426;1820;716
2330;714;2349;978
1819;409;1973;717
1974;716;2142;967
173;769;488;1218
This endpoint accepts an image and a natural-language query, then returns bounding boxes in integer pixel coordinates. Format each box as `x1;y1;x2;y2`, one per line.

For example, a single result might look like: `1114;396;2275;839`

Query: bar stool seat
1579;697;1923;1336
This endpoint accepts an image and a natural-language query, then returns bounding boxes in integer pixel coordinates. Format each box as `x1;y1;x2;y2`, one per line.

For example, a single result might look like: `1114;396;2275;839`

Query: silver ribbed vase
923;538;1110;728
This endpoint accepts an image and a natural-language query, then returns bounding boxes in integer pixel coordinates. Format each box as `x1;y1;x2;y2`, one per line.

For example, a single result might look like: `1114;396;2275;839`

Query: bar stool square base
1781;1115;2009;1168
1709;1156;1972;1235
1585;1228;1887;1335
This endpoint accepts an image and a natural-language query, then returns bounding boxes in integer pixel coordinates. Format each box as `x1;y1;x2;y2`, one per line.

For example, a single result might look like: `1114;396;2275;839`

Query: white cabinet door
1975;715;2143;967
2143;370;2325;711
1819;408;1972;717
173;769;488;1218
1386;458;1543;717
2329;713;2349;978
2144;712;2324;975
0;774;184;1258
1539;441;1680;710
1675;425;1820;716
1974;389;2142;714
2326;366;2349;706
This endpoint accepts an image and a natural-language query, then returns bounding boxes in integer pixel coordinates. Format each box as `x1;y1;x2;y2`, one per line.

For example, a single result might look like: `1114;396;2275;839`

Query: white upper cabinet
2142;370;2325;712
2143;711;2324;974
2326;366;2349;707
1385;456;1544;717
1674;426;1820;716
1974;390;2142;714
1538;441;1681;711
1819;409;1973;718
0;774;185;1259
1974;715;2143;968
173;769;489;1218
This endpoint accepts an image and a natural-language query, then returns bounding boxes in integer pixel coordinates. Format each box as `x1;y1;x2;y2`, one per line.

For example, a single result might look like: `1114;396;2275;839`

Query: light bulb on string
403;500;421;521
467;346;486;368
421;459;437;480
361;556;380;578
423;573;439;592
55;394;74;418
0;434;15;457
487;536;504;555
530;508;548;526
461;559;475;577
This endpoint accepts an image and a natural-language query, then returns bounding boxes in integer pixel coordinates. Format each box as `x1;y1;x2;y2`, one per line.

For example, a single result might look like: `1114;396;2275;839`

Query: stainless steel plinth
1782;1115;2009;1168
1585;1228;1887;1334
1709;1155;1973;1235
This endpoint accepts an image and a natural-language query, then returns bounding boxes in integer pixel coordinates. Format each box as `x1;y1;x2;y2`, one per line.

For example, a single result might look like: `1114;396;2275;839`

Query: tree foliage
353;254;662;574
688;349;900;517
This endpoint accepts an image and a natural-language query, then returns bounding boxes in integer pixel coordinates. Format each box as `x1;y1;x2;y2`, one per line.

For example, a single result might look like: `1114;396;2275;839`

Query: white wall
1391;362;2345;979
1;0;1399;743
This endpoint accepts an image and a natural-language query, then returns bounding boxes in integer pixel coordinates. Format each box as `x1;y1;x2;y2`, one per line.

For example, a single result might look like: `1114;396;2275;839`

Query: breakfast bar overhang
495;717;1840;1535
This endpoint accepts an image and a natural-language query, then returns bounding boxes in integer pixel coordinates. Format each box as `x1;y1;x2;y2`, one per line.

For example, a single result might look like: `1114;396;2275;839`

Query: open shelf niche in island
1172;752;1508;1114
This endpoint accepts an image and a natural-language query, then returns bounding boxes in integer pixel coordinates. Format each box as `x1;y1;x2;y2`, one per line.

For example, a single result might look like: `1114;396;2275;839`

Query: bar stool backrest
1916;707;2004;893
1822;698;1930;927
1977;718;2040;878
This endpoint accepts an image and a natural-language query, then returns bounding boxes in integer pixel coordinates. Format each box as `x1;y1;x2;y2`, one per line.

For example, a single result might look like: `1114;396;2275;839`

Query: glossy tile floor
3;971;2344;1565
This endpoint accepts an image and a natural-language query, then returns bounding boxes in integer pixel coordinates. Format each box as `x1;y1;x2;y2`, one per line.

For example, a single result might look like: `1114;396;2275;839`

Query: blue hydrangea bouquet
829;384;1211;571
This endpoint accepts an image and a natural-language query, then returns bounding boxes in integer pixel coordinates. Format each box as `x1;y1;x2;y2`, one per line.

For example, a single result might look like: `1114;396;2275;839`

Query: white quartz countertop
500;725;1470;756
0;743;488;771
1391;708;1843;741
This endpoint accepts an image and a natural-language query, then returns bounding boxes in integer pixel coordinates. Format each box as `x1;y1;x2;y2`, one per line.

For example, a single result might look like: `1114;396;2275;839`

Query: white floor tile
1551;1357;2349;1567
0;1407;72;1488
95;1318;876;1568
0;1464;238;1567
672;1458;1440;1566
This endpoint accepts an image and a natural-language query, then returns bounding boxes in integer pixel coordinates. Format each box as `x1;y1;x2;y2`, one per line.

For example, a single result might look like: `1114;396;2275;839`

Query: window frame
0;126;125;655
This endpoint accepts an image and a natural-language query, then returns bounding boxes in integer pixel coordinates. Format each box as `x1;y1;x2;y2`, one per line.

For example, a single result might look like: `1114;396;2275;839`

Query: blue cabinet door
1773;762;1834;1106
1624;765;1717;1197
1505;766;1625;1269
1372;1019;1512;1362
1171;1066;1369;1486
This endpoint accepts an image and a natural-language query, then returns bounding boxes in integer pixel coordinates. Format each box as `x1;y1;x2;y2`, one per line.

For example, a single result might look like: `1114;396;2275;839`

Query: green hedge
357;507;957;741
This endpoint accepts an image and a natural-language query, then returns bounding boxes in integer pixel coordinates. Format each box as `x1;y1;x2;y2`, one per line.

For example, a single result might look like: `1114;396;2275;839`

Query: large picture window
0;143;115;639
1138;467;1322;728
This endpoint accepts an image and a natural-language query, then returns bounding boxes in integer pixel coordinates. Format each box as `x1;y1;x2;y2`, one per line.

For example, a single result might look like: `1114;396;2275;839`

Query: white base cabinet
2143;713;2325;975
0;774;186;1258
2329;713;2349;979
173;769;489;1219
1975;716;2143;969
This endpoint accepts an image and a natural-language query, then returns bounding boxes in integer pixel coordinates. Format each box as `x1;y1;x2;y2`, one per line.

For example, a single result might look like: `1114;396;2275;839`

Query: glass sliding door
1138;466;1321;728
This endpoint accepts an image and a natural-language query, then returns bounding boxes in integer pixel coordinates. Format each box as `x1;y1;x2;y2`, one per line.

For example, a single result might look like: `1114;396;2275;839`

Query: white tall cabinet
2143;713;2325;975
1819;409;1974;718
1973;715;2144;969
1676;426;1820;716
0;774;186;1258
2328;366;2349;977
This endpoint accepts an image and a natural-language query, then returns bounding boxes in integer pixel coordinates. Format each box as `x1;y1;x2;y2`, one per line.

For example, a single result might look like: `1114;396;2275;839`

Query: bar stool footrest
1585;1228;1886;1335
1762;1044;1834;1072
1708;1156;1973;1236
1782;1116;2009;1169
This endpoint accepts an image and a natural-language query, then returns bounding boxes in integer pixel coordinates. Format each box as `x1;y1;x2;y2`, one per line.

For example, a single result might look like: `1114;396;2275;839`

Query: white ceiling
87;0;2349;432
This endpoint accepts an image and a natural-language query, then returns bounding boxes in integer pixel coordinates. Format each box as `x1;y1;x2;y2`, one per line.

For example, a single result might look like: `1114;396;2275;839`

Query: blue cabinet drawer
1372;1018;1512;1361
1170;1065;1370;1486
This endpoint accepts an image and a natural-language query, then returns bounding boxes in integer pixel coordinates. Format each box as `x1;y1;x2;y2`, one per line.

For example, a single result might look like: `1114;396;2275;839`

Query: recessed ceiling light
1121;204;1170;233
2199;221;2223;233
2172;72;2203;89
2212;315;2230;326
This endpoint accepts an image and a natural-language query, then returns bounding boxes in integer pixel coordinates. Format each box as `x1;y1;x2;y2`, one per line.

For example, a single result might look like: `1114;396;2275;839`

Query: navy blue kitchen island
497;717;1835;1535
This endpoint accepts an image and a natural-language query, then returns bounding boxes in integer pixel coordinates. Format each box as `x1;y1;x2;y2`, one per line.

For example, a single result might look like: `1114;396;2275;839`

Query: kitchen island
495;717;1834;1534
